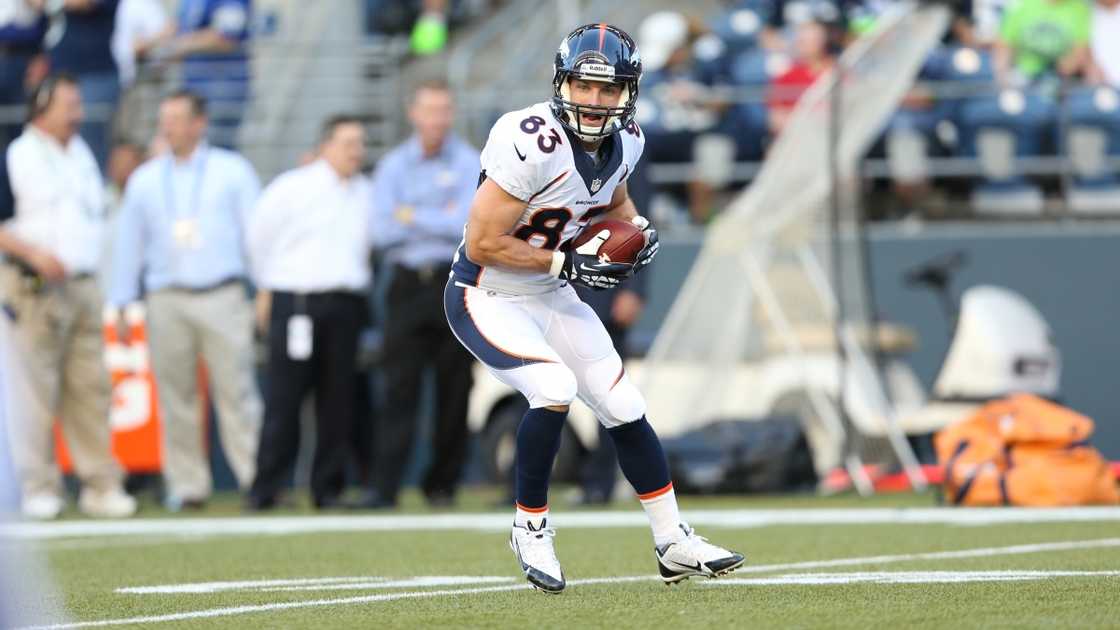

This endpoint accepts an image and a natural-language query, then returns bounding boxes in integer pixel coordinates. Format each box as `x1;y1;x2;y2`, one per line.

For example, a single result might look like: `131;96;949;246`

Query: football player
445;23;745;593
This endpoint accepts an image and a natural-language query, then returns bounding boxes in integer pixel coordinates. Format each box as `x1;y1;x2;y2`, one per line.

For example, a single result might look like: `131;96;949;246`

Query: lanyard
162;147;208;221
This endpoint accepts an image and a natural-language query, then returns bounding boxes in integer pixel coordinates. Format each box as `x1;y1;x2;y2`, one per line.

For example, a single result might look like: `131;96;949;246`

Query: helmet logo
579;63;615;80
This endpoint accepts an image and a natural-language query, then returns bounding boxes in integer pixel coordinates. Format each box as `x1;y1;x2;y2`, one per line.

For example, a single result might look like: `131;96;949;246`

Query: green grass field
11;490;1120;629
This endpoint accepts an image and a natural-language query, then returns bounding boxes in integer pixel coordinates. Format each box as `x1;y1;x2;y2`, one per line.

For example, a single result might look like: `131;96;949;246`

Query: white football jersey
451;101;645;296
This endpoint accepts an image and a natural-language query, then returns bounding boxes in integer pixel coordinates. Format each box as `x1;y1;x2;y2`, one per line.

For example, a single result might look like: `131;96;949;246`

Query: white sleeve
6;140;61;217
246;174;290;284
478;112;544;202
623;122;646;181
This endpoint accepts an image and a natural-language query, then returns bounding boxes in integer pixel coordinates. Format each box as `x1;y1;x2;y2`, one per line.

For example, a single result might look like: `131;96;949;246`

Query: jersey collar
562;126;623;197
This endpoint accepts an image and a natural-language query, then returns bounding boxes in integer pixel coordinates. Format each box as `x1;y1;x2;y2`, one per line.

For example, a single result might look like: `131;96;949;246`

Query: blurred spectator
110;0;168;88
0;1;46;144
760;0;854;50
993;0;1091;87
155;0;251;148
1088;0;1120;86
97;139;142;286
572;275;646;505
105;139;143;198
110;0;169;144
365;79;476;509
636;11;728;223
767;18;836;136
0;73;135;520
968;0;1014;47
109;90;262;511
34;0;121;171
366;0;454;54
246;115;372;511
410;0;448;55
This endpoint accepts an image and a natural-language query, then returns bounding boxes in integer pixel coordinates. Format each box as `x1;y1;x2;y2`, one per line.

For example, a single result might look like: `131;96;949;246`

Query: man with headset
0;73;136;520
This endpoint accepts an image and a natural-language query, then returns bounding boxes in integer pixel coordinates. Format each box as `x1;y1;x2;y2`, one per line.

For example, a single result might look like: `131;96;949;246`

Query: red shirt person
767;19;837;135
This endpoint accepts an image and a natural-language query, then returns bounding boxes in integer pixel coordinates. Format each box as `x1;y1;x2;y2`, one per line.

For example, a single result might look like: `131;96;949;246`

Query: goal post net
640;2;951;493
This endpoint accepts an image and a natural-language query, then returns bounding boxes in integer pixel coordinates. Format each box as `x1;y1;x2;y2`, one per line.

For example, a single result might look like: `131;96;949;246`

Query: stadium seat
941;46;995;84
1063;86;1120;215
957;89;1055;216
883;46;953;187
940;45;996;126
726;49;791;160
708;6;766;56
730;49;791;87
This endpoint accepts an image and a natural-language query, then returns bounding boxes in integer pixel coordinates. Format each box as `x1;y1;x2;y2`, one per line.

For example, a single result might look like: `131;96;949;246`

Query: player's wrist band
550;251;566;278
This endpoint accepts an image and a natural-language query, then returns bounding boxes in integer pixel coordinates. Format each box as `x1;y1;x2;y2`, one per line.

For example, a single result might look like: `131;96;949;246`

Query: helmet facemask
554;78;633;143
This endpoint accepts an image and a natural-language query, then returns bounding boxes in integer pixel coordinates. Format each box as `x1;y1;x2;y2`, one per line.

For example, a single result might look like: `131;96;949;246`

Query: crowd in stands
634;0;1120;221
0;0;250;168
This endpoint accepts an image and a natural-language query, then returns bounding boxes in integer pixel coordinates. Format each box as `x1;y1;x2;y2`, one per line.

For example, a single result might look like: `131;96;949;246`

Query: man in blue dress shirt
109;89;262;510
365;79;478;508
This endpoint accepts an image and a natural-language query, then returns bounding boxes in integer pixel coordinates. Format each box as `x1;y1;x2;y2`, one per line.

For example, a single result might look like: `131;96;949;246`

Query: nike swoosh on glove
631;216;659;274
550;229;634;291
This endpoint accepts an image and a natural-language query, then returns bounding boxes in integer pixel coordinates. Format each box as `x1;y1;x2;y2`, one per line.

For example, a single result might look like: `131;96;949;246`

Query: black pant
251;290;366;506
375;265;474;501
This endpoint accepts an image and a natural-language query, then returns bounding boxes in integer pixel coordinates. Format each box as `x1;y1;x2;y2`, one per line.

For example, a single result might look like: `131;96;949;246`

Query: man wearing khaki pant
110;90;261;510
0;74;135;520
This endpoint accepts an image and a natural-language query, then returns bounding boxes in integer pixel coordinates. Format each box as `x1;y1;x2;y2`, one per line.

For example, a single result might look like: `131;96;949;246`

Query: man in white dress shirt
0;73;136;520
246;115;372;510
110;89;262;511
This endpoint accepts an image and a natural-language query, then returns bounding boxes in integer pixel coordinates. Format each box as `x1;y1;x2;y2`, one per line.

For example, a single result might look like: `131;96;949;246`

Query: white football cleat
21;493;64;520
78;487;137;519
509;520;565;593
655;523;746;584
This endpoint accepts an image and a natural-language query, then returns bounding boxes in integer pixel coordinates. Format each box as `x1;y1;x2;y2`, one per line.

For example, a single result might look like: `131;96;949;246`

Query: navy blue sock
606;417;672;496
515;406;568;509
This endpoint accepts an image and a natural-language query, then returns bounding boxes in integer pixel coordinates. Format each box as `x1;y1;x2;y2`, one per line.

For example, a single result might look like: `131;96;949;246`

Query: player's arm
602;181;639;223
463;177;553;273
465;177;632;289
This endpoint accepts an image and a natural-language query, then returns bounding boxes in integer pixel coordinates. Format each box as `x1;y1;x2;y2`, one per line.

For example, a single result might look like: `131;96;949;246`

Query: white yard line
19;538;1120;630
116;577;390;595
117;576;515;595
703;570;1120;586
6;507;1120;541
732;537;1120;574
21;583;541;630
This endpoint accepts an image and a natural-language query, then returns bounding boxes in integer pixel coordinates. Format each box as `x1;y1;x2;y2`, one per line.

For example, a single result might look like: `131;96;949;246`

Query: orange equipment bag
934;394;1119;506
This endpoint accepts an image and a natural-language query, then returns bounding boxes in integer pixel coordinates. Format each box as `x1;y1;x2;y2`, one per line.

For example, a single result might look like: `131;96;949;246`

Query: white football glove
631;216;659;274
550;229;634;291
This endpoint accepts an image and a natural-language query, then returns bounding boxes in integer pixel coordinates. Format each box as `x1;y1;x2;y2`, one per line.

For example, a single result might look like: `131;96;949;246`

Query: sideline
6;507;1120;541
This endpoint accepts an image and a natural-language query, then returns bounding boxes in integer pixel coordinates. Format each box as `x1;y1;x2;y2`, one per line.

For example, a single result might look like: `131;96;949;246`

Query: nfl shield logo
590;178;602;193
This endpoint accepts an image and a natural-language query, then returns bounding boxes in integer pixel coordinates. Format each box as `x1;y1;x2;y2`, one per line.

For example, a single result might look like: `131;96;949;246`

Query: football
570;218;645;265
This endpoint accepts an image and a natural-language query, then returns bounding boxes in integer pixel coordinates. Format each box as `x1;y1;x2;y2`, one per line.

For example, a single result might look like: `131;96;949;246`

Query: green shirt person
997;0;1092;83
